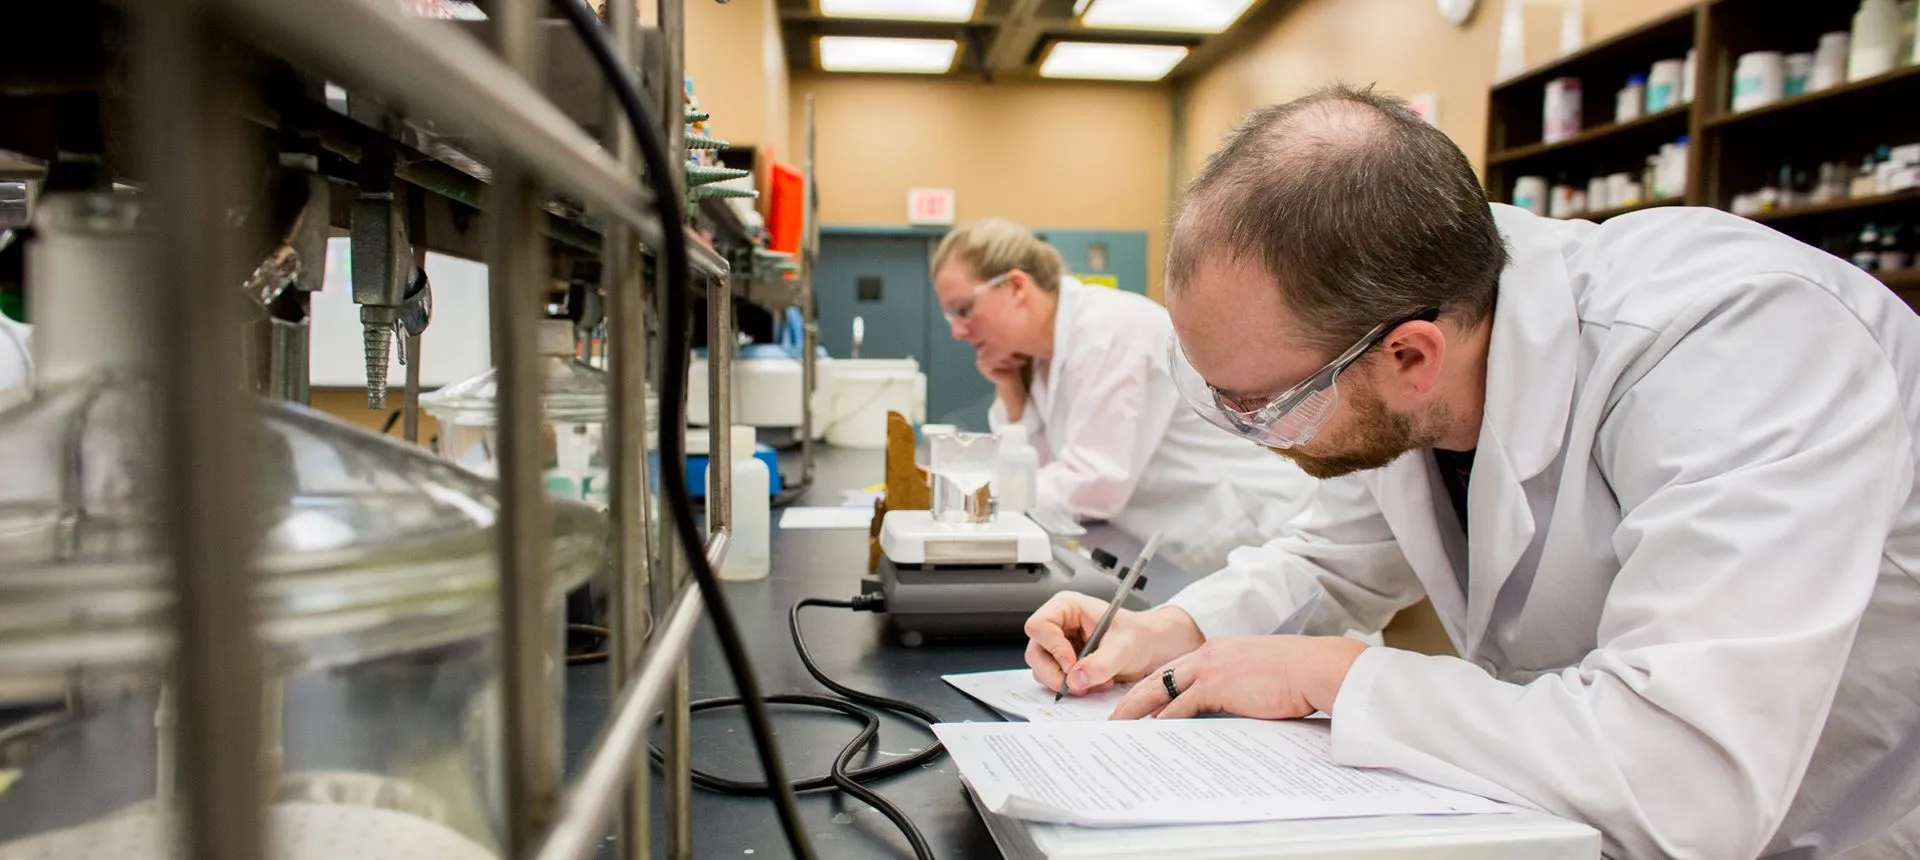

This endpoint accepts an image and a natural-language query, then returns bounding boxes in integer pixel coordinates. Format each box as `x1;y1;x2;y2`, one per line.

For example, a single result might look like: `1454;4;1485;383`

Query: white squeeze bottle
995;425;1039;517
716;425;771;580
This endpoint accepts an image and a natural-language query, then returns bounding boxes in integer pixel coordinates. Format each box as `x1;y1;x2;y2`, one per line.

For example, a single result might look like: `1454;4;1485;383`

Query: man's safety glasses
1168;308;1441;449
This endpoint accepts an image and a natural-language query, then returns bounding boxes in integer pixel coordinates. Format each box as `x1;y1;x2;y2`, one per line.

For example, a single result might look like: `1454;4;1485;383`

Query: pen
1055;532;1162;703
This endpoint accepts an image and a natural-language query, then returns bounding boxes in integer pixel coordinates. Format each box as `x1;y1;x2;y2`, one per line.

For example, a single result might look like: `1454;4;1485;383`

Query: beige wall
791;74;1175;297
684;0;790;158
1180;0;1699;182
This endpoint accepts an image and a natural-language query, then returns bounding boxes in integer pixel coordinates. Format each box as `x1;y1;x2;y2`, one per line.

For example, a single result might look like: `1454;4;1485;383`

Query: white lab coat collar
1478;205;1581;484
1377;205;1581;656
1463;206;1581;655
1037;275;1088;411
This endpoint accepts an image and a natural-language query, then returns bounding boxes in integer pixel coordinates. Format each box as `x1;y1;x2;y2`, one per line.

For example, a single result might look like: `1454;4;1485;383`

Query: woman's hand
977;348;1027;387
1108;635;1369;721
978;348;1029;420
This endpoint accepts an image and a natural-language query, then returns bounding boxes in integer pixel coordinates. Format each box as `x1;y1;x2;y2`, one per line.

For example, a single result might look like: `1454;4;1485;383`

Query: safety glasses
1168;307;1440;449
940;272;1013;325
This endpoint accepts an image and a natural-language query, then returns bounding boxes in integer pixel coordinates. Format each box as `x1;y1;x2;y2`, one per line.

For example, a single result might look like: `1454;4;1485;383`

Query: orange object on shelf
767;160;805;254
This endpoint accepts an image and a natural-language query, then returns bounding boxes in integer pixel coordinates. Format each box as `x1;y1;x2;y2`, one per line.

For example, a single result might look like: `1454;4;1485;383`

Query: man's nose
948;317;968;341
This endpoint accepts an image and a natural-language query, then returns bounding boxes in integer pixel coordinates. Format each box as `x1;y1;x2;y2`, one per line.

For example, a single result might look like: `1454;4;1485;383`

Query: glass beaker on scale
929;431;999;524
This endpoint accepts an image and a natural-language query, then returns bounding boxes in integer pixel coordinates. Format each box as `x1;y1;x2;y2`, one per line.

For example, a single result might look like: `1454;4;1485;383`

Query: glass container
0;192;604;859
422;320;615;508
929;432;999;524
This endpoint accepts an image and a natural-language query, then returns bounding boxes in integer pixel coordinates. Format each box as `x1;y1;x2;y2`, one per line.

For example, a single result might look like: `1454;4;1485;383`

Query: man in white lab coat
1024;85;1920;859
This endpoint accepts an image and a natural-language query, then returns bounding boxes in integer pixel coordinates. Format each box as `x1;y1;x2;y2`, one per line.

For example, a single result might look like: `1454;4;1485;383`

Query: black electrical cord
649;598;943;860
549;2;814;857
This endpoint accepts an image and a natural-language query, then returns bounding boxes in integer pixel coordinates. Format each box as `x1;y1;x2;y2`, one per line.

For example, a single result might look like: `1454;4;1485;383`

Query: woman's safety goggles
1168;308;1440;449
941;272;1013;325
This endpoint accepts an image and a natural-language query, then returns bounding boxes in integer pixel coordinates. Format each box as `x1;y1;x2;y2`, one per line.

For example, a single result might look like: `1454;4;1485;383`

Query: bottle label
1647;84;1672;112
545;468;610;508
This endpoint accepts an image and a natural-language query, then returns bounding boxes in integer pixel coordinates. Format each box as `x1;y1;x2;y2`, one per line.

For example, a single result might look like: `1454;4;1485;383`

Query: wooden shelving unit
1486;0;1920;293
1747;190;1920;225
1484;6;1703;213
1702;63;1920;129
1883;269;1920;293
1487;105;1691;166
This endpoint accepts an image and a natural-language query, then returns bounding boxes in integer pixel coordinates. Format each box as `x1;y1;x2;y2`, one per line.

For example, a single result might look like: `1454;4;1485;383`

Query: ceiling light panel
817;36;960;74
1039;42;1189;81
1080;0;1258;33
818;0;978;22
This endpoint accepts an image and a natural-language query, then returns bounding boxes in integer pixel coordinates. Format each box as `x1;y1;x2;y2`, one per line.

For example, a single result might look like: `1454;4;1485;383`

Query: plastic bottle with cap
994;424;1039;517
713;425;771;580
1850;0;1902;82
1616;74;1646;122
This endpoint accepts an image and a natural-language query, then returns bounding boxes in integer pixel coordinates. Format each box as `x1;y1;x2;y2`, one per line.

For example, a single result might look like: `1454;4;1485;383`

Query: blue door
812;234;931;363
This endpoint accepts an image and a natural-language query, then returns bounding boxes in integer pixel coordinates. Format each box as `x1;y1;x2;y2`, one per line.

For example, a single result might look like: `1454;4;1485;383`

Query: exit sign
907;188;956;226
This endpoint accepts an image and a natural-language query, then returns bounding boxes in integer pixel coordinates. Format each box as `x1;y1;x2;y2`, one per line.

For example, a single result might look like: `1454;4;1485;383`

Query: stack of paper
932;718;1511;827
972;797;1602;860
931;718;1602;859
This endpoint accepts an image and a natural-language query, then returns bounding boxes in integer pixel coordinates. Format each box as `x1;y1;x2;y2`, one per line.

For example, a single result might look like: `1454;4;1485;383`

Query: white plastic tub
822;358;925;448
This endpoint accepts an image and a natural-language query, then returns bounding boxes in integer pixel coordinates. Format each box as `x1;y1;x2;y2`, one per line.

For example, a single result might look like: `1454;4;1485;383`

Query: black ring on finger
1162;667;1180;700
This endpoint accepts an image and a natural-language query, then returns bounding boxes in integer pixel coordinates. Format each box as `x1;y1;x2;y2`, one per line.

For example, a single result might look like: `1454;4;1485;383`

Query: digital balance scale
862;509;1151;647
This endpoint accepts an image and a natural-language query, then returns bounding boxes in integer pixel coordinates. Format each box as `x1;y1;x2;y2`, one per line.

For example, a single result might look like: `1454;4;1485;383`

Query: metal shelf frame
800;92;821;486
124;2;728;860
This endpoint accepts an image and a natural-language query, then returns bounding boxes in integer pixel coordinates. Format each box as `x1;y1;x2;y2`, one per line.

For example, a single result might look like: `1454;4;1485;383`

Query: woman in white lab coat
929;218;1316;574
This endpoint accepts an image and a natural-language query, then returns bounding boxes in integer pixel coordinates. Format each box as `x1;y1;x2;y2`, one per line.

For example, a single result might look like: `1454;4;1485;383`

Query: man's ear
1378;321;1447;402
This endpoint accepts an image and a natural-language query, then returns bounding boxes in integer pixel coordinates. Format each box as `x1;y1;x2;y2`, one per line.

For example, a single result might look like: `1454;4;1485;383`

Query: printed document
931;718;1510;827
944;669;1130;722
779;506;875;530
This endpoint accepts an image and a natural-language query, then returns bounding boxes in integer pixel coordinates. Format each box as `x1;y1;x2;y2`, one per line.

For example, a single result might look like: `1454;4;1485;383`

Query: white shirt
1167;205;1920;859
989;276;1317;574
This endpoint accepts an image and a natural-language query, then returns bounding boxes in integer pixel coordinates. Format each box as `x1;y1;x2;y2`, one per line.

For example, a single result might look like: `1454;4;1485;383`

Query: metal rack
75;1;777;859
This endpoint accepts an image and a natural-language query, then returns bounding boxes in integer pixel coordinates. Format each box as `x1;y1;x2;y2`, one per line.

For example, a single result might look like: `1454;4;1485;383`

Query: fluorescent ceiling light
818;0;977;22
817;37;959;74
1039;42;1189;81
1080;0;1258;33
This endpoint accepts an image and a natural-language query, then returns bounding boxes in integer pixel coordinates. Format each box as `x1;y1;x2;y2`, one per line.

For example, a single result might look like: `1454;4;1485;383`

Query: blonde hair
930;219;1064;293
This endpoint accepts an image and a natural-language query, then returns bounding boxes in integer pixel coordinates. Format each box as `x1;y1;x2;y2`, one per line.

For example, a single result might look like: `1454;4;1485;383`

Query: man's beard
1268;382;1440;479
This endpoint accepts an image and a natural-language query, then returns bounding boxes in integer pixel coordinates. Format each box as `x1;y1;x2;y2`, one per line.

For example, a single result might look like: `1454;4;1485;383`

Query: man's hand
1109;635;1368;721
1024;592;1206;696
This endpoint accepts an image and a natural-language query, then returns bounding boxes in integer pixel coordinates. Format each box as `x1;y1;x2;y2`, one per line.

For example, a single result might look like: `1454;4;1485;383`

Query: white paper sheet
931;718;1511;828
944;669;1131;722
841;487;885;508
779;507;876;530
